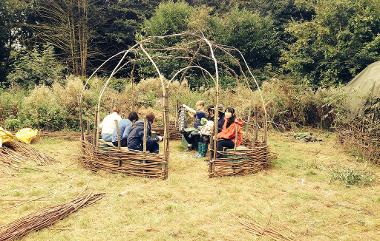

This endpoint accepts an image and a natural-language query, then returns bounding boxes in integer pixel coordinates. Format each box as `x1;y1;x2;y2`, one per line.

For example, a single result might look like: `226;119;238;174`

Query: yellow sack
15;128;39;144
0;127;15;145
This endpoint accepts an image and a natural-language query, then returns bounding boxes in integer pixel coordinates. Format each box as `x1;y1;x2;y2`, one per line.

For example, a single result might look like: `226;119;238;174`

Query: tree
282;0;380;87
212;8;281;68
0;0;29;87
30;0;90;76
7;45;64;88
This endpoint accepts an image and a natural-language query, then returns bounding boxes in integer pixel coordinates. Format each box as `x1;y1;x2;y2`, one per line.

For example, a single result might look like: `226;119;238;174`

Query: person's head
207;105;215;117
146;112;155;123
128;111;139;122
217;104;224;117
225;107;236;127
195;100;205;111
112;106;120;114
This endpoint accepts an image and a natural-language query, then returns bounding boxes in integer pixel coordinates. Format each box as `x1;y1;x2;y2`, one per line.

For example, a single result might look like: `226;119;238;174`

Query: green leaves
282;0;380;87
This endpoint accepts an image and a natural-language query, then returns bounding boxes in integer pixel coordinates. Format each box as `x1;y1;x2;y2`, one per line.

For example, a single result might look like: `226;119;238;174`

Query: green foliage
282;0;380;87
213;8;281;68
331;168;375;186
7;45;64;88
143;1;193;36
0;0;29;87
0;87;25;122
3;117;21;130
19;85;67;131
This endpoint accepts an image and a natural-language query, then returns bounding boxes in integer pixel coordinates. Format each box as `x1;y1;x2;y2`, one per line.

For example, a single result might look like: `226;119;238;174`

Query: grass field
1;131;379;241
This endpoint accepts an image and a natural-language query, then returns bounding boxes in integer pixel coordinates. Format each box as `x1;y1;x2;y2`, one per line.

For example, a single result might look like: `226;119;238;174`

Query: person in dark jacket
112;112;139;147
127;113;162;153
207;104;225;133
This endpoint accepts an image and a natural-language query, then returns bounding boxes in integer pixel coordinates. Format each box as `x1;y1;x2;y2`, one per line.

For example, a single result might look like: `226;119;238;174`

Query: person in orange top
215;107;243;158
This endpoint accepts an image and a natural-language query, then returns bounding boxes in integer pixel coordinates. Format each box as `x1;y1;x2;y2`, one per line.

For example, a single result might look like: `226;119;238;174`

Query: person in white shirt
99;107;122;142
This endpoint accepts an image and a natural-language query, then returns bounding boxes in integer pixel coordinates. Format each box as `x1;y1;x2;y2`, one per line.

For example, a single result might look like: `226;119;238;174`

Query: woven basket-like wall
208;141;270;177
152;121;182;140
81;139;167;179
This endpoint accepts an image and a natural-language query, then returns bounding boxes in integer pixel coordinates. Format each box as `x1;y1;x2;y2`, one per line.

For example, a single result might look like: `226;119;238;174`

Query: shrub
4;117;21;130
0;87;26;122
7;45;64;88
19;85;67;131
330;168;375;186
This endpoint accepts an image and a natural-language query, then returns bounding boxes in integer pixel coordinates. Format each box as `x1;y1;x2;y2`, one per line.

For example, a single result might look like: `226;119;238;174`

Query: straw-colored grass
0;131;379;241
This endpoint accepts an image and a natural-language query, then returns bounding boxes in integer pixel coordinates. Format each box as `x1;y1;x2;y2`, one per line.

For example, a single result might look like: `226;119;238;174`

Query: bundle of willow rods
0;141;56;174
81;140;167;179
209;142;270;177
0;193;104;241
236;216;294;241
1;141;56;166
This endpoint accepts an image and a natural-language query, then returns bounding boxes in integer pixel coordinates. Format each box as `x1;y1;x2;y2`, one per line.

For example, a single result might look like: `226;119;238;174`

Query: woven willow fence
81;138;167;179
208;108;271;178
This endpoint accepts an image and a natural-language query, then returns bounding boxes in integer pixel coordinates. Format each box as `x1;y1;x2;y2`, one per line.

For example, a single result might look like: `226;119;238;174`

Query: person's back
112;112;139;147
127;113;162;153
112;119;132;146
127;120;145;151
100;108;121;142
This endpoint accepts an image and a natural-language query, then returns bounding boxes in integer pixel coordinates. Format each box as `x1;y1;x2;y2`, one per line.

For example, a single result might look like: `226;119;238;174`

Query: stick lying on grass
235;214;295;241
0;192;105;241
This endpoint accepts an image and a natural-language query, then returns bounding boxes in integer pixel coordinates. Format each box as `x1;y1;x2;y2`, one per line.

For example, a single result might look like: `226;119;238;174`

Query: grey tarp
345;61;380;115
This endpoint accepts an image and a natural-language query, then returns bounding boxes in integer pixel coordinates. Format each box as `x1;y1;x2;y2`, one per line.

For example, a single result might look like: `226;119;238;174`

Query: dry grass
0;131;379;241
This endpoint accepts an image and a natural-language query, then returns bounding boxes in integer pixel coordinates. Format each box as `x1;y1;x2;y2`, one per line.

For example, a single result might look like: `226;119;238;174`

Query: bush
282;0;380;87
4;117;21;130
7;45;64;88
19;85;67;131
330;168;375;186
0;87;25;123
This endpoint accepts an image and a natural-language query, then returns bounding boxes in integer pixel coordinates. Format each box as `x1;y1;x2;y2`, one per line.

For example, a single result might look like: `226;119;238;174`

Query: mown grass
0;131;379;241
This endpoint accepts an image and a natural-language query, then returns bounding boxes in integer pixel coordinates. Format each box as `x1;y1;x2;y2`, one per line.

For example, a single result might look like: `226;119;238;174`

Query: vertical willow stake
203;36;219;177
140;44;169;179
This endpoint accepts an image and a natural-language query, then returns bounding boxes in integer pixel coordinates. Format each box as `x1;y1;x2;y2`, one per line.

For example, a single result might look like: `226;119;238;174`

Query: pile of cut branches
0;141;56;174
0;193;104;241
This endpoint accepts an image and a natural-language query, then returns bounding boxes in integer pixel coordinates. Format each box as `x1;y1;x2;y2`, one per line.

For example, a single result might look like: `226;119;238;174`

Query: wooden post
115;120;121;149
175;99;179;128
115;120;122;167
234;125;238;153
163;88;170;179
93;110;99;150
254;107;259;144
79;100;85;141
143;119;147;152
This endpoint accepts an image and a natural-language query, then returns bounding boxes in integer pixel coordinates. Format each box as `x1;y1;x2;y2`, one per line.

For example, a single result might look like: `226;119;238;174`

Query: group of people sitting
181;100;243;158
100;107;163;154
100;101;243;158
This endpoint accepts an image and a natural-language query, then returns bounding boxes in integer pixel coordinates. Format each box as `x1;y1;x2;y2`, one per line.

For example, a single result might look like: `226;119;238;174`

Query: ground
0;131;379;241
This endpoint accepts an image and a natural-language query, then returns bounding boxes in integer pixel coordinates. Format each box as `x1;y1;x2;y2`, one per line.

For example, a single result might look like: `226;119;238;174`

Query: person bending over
182;100;207;150
215;107;243;158
112;111;139;147
100;107;122;142
127;113;163;153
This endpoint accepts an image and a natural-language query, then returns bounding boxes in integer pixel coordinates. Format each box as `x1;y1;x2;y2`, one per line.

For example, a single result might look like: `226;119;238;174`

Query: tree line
0;0;379;89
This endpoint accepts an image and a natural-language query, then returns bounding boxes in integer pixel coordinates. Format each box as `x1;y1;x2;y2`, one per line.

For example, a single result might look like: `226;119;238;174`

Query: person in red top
215;107;243;158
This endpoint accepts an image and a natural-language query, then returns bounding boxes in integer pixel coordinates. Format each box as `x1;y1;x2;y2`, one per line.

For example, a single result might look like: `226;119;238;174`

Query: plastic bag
15;128;39;144
0;127;15;145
